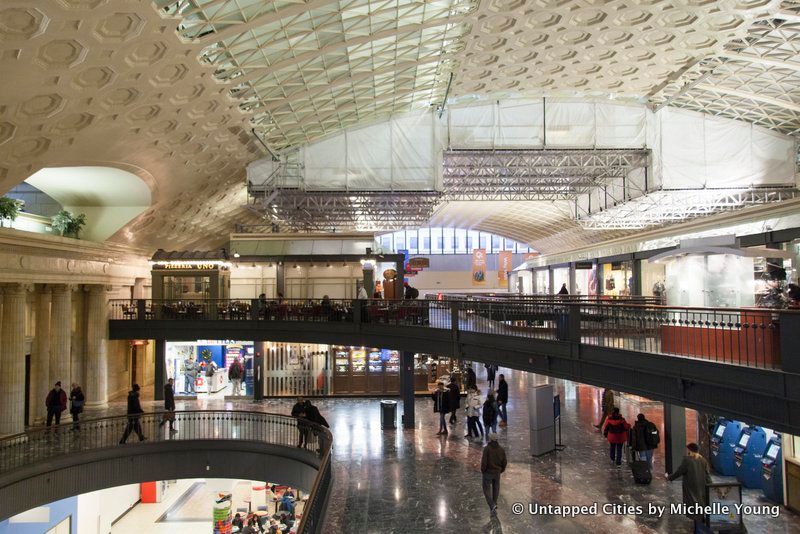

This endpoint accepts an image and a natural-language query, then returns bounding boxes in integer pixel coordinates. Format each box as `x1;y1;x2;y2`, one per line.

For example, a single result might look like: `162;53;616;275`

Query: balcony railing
109;298;793;370
0;411;332;533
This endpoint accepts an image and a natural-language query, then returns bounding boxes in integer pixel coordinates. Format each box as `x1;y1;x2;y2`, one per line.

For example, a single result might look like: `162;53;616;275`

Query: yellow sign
472;249;486;286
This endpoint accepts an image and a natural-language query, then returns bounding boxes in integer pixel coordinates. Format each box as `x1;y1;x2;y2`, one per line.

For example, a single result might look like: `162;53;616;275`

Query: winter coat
481;441;507;476
603;413;630;444
465;368;477;390
164;383;176;411
126;390;143;416
228;362;243;380
69;388;84;415
465;391;482;418
432;389;450;413
601;389;615;414
447;382;461;411
668;452;712;520
482;399;497;425
46;389;67;412
485;365;496;381
496;380;508;404
303;403;329;428
630;419;658;451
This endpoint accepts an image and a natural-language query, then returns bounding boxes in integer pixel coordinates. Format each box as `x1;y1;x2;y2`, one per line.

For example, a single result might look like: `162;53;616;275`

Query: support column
253;342;266;401
395;261;405;300
548;267;555;295
276;263;285;297
664;402;687;475
50;284;72;388
85;285;109;408
400;351;415;429
362;265;375;296
631;259;643;296
154;339;165;401
30;285;51;425
1;284;29;435
568;262;577;294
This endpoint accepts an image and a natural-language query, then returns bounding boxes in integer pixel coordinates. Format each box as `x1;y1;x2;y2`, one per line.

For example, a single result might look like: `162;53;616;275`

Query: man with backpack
603;407;630;466
228;357;244;396
630;413;659;469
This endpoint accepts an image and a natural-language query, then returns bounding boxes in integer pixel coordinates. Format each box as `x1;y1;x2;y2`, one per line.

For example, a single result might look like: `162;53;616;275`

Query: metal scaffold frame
576;187;800;230
441;149;651;201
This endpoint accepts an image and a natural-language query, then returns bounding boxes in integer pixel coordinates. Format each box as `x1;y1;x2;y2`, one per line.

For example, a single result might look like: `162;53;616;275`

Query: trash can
380;400;397;429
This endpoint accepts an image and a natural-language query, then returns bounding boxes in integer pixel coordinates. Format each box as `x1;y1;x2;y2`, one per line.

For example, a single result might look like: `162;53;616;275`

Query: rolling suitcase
630;449;652;485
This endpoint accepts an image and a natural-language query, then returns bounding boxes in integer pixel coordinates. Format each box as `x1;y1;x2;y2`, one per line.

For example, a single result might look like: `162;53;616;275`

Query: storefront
600;260;633;297
534;268;549;294
150;249;231;302
166;340;254;398
575;262;598;296
552;266;569;294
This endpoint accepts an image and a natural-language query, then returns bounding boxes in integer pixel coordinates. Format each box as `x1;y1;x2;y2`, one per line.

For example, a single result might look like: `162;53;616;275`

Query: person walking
667;443;712;531
464;386;484;440
45;381;68;427
595;388;616;430
68;383;85;429
558;283;569;295
603;407;631;466
630;413;660;468
447;377;461;425
159;378;177;433
480;432;507;518
465;366;477;390
228;356;244;396
496;374;509;427
432;382;450;436
482;392;499;434
485;364;497;391
119;383;146;444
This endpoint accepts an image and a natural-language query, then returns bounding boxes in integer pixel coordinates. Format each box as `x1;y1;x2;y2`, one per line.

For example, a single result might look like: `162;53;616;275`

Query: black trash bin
380;400;397;429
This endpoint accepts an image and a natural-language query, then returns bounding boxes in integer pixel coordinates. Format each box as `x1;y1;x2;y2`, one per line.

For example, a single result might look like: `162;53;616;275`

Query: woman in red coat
603;407;631;466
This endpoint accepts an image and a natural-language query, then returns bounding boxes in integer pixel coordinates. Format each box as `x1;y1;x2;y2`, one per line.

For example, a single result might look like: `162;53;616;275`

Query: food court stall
150;249;231;304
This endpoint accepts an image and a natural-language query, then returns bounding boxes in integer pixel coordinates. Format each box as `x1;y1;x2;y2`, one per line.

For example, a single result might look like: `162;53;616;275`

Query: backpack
605;419;625;435
644;422;660;448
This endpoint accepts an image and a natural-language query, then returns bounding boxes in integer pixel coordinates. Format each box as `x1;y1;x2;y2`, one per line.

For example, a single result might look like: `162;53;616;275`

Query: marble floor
86;367;800;534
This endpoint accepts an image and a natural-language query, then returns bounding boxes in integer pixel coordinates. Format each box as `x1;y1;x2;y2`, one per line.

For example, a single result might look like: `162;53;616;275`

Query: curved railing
0;411;332;533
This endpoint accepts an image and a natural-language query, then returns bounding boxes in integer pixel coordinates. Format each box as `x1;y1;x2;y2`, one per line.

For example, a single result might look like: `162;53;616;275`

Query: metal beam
228;16;466;85
694;83;800;113
717;51;800;73
192;0;343;43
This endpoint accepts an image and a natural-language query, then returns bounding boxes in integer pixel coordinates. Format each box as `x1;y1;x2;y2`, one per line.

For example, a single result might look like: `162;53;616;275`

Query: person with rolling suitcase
629;413;659;484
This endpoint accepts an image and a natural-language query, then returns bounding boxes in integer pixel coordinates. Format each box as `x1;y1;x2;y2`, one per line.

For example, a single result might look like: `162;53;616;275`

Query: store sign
498;251;513;288
152;262;224;270
472;249;486;286
408;257;430;269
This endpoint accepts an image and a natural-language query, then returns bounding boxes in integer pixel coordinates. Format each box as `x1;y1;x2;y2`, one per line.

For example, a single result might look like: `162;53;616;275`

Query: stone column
0;284;29;435
30;285;51;425
50;284;73;388
664;402;687;475
85;285;110;408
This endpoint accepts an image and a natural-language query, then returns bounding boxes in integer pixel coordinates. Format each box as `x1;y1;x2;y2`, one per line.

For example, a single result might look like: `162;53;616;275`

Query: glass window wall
376;227;535;255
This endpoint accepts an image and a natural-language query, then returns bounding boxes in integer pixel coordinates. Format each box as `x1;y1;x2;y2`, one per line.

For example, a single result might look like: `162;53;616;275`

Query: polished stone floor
87;367;800;534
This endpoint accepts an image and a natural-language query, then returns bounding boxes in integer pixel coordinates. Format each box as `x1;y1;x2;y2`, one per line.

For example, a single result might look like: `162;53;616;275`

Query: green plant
0;197;24;227
51;209;87;238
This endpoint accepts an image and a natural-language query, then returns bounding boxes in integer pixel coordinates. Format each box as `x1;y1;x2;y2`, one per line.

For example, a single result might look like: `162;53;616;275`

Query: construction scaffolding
441;149;650;200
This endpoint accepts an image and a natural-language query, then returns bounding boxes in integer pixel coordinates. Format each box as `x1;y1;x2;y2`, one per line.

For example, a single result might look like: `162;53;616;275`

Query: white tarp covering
246;157;277;186
301;111;441;190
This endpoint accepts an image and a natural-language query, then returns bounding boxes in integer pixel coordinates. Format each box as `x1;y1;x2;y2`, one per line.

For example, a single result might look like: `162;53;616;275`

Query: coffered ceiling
0;0;798;253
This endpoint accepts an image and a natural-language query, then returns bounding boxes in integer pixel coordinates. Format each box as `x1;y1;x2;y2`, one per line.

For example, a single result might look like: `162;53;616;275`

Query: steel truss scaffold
576;187;800;230
441;149;650;200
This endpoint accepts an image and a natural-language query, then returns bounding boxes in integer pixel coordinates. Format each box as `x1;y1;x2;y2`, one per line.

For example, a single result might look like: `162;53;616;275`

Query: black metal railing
0;410;332;534
109;298;793;370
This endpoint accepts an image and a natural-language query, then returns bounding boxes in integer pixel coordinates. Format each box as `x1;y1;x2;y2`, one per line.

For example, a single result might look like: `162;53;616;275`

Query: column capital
1;282;33;295
84;284;113;294
51;283;77;294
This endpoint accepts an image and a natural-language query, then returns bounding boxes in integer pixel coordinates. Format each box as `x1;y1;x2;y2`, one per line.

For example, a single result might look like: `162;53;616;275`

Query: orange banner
498;251;513;288
471;249;486;286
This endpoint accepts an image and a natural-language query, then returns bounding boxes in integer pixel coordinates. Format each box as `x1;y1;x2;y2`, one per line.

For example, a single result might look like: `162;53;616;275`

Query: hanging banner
472;249;486;286
498;251;513;287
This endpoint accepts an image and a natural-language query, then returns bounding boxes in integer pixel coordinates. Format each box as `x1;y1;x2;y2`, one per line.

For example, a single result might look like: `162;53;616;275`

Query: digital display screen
738;433;750;448
766;444;780;460
715;424;726;438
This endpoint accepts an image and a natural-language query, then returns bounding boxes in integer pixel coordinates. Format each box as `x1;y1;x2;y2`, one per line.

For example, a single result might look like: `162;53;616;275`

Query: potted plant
0;197;24;228
51;210;87;238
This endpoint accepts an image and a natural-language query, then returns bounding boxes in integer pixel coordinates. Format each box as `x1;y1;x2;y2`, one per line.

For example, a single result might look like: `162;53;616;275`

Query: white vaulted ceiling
0;0;798;252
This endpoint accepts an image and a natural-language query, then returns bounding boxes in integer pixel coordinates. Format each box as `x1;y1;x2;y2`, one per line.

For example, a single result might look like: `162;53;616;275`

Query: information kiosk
761;435;784;503
711;419;746;476
735;426;771;488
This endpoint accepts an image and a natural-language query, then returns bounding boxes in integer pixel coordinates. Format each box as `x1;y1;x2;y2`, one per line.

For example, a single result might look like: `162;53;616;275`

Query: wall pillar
631;259;643;296
154;340;165;401
50;284;73;388
568;263;577;294
664;402;687;475
400;351;415;429
276;263;285;297
548;267;555;295
85;285;109;408
0;284;29;435
30;285;51;425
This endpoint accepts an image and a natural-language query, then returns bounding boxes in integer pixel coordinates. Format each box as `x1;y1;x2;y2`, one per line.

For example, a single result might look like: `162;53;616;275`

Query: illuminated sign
150;260;231;270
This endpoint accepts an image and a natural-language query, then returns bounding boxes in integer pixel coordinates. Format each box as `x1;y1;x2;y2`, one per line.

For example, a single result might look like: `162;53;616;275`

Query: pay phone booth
761;435;784;503
735;426;771;489
711;419;746;476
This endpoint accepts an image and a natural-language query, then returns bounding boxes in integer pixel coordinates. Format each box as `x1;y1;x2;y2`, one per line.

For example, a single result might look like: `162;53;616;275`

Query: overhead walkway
0;410;332;532
109;298;800;435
